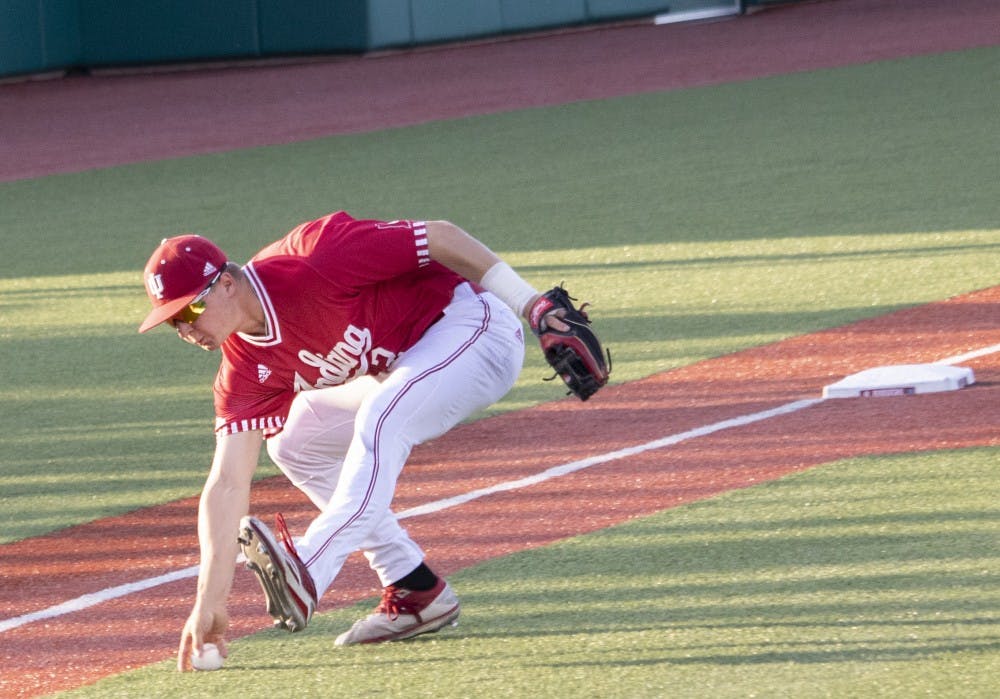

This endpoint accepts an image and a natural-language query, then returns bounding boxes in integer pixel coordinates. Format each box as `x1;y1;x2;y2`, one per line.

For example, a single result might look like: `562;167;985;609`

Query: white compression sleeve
479;261;538;317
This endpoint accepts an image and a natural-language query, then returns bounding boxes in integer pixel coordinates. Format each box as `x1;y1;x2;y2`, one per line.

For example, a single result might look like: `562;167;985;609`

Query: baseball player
139;211;607;671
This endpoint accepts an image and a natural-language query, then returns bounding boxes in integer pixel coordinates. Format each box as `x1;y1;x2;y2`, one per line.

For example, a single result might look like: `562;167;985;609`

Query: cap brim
138;293;197;333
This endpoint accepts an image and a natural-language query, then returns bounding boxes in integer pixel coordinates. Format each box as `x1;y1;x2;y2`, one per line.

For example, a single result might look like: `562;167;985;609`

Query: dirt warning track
2;0;1000;181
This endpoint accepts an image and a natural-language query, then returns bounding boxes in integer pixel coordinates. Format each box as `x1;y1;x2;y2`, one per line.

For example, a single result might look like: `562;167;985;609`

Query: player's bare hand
177;602;229;672
542;309;570;332
525;294;569;332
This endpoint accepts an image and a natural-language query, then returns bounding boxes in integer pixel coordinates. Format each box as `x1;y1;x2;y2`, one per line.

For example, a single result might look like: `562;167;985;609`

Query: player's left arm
426;220;610;400
425;220;504;288
424;220;545;319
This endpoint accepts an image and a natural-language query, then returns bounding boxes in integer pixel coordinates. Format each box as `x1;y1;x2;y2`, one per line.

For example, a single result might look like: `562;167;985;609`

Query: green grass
2;46;999;541
54;447;1000;698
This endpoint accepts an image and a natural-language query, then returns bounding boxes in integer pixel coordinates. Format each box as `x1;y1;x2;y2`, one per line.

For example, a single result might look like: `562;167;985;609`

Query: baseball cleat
334;578;460;645
238;514;317;632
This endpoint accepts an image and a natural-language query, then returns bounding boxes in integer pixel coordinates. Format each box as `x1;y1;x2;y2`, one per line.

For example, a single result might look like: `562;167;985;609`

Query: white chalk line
396;397;821;519
0;397;821;635
3;343;998;635
0;566;200;634
936;342;1000;366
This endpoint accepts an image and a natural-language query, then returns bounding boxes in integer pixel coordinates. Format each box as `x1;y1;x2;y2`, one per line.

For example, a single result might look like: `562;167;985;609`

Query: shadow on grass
537;637;1000;668
512;238;1000;275
440;453;1000;666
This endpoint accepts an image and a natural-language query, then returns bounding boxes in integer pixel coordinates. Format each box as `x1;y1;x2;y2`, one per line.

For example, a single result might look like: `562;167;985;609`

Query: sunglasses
169;270;223;327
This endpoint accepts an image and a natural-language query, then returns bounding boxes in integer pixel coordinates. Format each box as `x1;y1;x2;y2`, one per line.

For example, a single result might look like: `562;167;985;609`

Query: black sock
392;562;438;591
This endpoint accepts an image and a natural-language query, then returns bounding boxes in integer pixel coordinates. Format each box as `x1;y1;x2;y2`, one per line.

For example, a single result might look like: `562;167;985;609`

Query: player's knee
266;433;295;471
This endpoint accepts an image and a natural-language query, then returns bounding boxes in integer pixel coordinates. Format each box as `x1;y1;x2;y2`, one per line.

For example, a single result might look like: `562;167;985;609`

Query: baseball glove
528;286;611;401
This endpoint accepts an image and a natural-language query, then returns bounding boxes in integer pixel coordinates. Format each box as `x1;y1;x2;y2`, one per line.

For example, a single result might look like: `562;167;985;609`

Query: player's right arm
177;429;263;671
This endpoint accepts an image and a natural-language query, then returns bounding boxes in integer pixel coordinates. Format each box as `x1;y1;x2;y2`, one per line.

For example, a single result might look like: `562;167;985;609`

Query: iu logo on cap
146;272;165;300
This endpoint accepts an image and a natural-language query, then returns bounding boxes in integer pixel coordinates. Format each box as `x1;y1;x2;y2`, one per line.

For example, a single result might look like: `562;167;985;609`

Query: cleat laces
274;512;299;558
376;586;416;622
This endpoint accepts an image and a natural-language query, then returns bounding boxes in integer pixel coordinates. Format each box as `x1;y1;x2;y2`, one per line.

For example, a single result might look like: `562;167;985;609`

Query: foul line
396;398;821;519
0;565;200;634
936;342;1000;366
0;397;821;634
4;342;998;634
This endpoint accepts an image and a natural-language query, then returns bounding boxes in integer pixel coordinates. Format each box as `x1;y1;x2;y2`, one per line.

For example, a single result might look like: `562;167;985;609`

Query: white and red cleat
238;514;317;632
335;578;460;645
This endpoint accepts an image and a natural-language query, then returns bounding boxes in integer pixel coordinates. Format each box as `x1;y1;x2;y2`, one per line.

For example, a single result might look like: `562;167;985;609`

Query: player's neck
240;276;268;336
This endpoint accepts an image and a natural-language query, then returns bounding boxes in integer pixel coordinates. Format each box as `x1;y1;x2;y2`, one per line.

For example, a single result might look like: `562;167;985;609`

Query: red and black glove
528;286;611;401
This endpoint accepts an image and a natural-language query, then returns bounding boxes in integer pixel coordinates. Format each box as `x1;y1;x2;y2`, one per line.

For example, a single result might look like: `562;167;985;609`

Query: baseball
191;642;224;671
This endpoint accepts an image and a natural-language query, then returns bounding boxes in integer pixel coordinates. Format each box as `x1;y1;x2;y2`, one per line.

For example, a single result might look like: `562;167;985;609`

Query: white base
822;364;974;399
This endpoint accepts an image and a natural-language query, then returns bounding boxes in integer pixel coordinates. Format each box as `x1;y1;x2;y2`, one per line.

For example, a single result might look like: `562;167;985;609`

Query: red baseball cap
139;234;228;333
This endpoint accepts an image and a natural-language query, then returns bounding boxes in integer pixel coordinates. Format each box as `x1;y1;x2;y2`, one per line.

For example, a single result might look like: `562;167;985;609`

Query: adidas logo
258;364;272;383
203;261;218;277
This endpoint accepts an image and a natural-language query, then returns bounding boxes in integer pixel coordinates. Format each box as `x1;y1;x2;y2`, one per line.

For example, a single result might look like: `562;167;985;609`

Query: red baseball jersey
214;212;463;437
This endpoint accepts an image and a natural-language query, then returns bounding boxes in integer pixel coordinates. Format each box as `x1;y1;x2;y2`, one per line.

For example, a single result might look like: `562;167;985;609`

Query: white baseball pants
265;283;525;596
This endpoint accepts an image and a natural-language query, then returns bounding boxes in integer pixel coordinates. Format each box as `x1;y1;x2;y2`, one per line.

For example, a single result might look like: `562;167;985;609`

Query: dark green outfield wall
0;1;789;78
